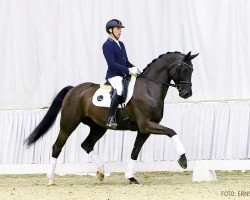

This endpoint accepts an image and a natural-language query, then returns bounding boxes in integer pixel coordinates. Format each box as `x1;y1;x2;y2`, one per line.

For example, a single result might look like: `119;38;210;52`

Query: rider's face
110;27;122;39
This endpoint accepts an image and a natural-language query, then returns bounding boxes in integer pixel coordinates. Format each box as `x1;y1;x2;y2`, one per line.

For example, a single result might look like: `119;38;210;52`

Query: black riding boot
106;89;119;128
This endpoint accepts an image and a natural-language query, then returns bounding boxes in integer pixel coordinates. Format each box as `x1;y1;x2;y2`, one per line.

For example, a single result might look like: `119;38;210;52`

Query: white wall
1;0;250;109
0;101;249;165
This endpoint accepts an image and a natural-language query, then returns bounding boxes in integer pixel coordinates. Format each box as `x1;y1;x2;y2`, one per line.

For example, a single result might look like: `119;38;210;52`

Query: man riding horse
103;19;140;128
25;19;199;185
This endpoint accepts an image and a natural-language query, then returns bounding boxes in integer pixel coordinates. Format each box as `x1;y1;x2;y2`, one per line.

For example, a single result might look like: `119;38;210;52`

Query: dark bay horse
25;51;198;185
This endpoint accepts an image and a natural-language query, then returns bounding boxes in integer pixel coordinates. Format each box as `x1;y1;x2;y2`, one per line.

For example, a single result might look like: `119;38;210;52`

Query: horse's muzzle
179;89;192;99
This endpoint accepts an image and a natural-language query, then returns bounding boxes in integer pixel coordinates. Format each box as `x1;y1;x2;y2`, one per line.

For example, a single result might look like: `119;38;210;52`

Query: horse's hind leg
48;115;81;185
81;120;107;181
125;132;150;184
47;128;72;185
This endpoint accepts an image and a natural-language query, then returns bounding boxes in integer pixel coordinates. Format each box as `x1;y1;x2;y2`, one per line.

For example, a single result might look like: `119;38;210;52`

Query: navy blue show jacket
102;38;133;80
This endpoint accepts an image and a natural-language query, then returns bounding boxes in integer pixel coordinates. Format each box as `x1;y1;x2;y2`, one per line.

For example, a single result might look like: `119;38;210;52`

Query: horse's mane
141;51;183;74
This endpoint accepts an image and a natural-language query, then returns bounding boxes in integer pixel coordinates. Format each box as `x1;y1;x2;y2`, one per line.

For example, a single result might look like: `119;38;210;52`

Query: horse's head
169;52;199;99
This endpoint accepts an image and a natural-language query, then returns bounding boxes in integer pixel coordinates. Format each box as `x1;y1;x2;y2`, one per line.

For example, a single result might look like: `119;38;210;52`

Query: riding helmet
106;19;125;33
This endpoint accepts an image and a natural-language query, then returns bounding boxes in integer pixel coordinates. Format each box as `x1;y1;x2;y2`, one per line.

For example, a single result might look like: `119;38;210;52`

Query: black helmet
106;19;125;33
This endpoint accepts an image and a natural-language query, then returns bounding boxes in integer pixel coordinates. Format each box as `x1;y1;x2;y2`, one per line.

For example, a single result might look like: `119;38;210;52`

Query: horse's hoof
47;183;57;187
96;171;104;181
47;179;58;187
47;182;57;187
178;154;187;169
129;177;139;185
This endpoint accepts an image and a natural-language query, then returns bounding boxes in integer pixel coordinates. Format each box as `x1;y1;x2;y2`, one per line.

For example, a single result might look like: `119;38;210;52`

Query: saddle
92;74;137;108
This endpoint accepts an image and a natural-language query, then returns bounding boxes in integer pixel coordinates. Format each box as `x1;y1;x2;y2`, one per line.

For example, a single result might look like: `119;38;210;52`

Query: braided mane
141;51;182;73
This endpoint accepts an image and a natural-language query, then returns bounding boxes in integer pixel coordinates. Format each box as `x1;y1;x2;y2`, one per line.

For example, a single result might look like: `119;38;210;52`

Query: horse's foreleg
81;123;107;181
125;132;150;184
138;121;187;169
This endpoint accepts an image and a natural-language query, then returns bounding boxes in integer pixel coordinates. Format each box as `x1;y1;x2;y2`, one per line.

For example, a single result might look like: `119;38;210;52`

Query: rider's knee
115;86;122;96
108;76;123;96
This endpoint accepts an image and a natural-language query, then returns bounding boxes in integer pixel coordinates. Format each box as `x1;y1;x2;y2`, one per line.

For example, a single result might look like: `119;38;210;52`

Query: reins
138;61;193;91
139;76;179;88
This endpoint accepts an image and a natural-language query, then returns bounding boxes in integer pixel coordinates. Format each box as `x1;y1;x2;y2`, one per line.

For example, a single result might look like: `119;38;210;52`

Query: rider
103;19;139;128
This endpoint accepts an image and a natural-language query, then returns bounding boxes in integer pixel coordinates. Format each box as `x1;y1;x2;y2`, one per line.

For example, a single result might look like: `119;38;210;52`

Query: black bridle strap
139;76;192;91
138;62;192;90
111;28;119;40
139;76;179;88
181;62;193;69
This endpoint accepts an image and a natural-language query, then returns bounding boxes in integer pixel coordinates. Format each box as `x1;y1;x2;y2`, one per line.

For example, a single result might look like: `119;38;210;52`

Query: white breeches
108;76;123;96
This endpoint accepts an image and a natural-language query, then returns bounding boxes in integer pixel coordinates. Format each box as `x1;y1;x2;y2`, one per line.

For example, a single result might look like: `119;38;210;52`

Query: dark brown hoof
178;154;187;169
129;177;139;185
96;171;104;181
47;181;57;187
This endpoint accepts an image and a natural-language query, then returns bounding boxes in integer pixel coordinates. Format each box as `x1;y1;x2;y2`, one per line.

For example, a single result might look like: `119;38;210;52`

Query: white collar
109;36;119;42
109;36;121;48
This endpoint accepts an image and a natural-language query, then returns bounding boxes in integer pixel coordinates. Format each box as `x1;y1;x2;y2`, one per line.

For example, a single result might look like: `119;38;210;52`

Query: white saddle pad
92;75;137;108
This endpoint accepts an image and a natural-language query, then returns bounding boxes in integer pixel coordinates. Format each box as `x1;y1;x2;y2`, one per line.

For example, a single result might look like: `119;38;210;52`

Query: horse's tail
25;86;73;146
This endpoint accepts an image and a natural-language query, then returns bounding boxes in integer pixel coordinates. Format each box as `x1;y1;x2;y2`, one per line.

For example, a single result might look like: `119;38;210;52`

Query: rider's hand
129;67;140;75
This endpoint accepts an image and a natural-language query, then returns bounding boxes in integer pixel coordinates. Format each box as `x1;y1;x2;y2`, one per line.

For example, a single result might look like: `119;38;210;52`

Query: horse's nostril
181;91;192;99
186;93;192;98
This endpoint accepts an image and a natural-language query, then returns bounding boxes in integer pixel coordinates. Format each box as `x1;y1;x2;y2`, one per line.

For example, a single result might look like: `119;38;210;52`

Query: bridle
139;61;193;91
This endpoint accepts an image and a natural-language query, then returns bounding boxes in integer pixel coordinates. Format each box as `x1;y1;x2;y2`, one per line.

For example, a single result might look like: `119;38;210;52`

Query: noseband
172;62;193;91
139;61;192;91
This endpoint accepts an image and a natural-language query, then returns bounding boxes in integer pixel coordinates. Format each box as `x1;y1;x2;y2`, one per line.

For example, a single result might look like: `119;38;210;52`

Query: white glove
129;67;140;75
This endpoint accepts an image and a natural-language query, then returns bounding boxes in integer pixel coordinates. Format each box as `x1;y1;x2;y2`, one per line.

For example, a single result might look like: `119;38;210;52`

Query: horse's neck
142;65;172;102
140;54;181;103
148;75;170;101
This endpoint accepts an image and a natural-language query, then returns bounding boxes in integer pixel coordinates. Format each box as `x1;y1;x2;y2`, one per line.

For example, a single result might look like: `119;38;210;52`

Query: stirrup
106;123;117;129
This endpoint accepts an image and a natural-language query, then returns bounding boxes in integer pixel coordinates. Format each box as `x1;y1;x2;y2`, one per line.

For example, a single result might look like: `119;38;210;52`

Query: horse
25;51;198;185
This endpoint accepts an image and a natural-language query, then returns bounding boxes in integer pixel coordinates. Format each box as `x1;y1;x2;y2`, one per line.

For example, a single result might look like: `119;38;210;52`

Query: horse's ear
184;52;199;61
189;53;199;60
184;52;192;61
